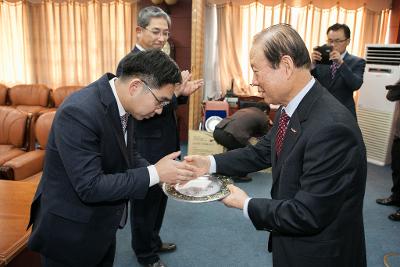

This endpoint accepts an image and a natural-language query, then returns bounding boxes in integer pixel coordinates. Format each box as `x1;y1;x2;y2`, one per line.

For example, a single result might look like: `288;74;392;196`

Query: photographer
376;81;400;221
311;23;366;118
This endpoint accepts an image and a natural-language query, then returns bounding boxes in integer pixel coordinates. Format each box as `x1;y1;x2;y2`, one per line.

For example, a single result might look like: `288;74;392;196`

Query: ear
346;38;351;46
136;26;143;35
280;55;294;78
128;78;143;96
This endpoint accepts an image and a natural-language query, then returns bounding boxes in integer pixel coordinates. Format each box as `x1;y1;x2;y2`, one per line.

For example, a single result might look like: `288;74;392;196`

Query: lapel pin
290;128;297;133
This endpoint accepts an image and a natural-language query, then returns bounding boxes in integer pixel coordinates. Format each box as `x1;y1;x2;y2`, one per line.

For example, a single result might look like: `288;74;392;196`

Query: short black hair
327;23;351;39
119;49;181;89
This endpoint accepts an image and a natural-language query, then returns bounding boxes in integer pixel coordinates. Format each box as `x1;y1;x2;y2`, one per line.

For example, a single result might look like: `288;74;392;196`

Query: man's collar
135;44;145;51
283;78;315;117
109;77;127;117
340;50;348;59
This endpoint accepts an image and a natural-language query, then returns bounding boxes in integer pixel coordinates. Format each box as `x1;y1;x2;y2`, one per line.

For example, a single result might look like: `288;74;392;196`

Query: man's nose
251;77;259;86
157;34;167;42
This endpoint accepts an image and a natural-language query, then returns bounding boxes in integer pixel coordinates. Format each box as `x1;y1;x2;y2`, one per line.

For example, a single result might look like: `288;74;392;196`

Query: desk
0;180;40;267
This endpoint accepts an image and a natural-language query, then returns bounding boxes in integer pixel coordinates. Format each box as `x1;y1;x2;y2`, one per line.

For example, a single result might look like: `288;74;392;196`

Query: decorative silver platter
162;174;233;203
205;116;223;132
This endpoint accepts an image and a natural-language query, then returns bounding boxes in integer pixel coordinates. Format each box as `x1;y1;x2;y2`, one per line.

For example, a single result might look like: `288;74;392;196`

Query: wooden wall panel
188;0;205;131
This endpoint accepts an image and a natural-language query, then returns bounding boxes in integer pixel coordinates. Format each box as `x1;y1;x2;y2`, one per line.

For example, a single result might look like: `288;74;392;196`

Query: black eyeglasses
141;27;170;39
326;38;348;45
141;80;170;108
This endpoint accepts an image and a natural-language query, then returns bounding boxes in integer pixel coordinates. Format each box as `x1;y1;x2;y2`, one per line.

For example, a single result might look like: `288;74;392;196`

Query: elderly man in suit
117;6;202;267
27;50;197;267
185;24;367;267
311;23;366;117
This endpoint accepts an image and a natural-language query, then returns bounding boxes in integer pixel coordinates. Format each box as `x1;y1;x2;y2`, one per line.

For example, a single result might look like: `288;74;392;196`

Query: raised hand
311;48;322;64
329;50;343;65
175;70;204;97
220;184;249;210
155;151;197;184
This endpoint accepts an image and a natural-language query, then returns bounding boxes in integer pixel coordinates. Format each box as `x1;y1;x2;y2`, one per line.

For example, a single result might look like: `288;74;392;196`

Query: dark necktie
275;110;290;157
330;62;340;79
119;112;129;228
120;113;129;133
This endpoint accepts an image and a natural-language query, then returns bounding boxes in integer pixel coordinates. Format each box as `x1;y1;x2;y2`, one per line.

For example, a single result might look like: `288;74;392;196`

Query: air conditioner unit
357;44;400;166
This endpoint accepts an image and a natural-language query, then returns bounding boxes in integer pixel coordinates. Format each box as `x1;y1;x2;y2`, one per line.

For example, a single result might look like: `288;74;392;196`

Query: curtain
204;2;391;97
0;0;137;88
203;5;222;100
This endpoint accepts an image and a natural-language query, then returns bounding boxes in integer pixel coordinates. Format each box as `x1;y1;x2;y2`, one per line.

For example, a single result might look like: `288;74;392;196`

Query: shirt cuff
147;165;160;187
243;197;252;219
208;155;216;173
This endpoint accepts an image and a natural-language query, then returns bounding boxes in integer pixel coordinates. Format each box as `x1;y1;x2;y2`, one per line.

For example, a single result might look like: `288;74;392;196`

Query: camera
314;44;333;65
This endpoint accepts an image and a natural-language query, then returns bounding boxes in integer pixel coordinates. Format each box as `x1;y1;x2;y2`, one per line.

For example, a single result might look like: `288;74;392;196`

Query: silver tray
205;116;223;132
162;174;233;203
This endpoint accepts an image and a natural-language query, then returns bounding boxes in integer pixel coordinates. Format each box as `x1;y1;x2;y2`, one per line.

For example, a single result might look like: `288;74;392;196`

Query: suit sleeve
54;105;149;203
248;123;363;235
214;130;273;176
337;57;366;92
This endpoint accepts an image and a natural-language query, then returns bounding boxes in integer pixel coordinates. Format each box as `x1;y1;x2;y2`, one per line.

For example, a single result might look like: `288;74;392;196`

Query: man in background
213;102;270;182
213;102;270;150
117;6;203;267
28;50;196;267
311;23;366;118
376;81;400;221
186;24;367;267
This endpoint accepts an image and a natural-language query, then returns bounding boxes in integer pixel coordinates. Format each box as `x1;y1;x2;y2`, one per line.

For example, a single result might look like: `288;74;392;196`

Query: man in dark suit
27;50;197;267
186;24;367;267
116;6;203;267
376;81;400;221
311;23;366;117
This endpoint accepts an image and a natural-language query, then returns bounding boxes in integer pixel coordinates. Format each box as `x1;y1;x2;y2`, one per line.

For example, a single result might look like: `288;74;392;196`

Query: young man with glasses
116;6;203;267
311;23;366;118
27;49;198;267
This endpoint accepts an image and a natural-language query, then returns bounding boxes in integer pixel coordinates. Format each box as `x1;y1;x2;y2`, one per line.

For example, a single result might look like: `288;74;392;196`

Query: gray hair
137;6;171;29
253;24;311;69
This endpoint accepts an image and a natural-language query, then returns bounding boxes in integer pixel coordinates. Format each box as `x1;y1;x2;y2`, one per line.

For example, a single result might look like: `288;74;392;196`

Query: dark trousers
391;137;400;199
130;185;168;265
41;237;116;267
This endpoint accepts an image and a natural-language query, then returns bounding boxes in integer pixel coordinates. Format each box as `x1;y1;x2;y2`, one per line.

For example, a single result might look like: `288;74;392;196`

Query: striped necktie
330;62;340;79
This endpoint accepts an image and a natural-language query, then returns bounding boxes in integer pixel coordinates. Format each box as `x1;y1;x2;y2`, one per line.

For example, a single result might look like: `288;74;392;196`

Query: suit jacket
27;73;150;266
311;53;366;117
214;82;367;267
214;107;269;145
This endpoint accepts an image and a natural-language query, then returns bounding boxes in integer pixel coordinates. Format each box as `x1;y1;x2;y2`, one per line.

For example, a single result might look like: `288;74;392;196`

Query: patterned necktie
330;62;340;79
119;113;129;227
120;113;129;133
275;110;290;157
